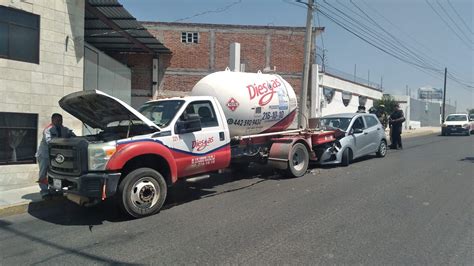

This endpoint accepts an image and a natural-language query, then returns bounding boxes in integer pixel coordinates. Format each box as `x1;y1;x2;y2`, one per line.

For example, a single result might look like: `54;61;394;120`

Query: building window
0;112;38;165
0;6;40;64
181;32;199;44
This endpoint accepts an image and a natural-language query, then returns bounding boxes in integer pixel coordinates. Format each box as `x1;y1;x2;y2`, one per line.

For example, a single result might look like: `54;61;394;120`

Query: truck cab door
172;100;231;177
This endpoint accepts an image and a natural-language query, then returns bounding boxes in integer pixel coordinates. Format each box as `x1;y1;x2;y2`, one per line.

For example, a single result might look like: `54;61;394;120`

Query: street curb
0;197;65;218
403;130;440;138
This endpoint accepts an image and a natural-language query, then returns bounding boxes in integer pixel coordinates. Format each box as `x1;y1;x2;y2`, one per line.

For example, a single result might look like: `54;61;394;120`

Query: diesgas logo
192;137;214;151
247;79;281;106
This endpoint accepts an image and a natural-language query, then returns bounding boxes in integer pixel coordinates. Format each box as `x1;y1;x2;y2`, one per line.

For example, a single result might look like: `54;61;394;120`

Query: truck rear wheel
118;168;167;218
287;143;309;178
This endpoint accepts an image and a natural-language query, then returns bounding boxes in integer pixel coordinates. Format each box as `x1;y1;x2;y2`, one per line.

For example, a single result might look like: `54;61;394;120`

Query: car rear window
446;115;467;121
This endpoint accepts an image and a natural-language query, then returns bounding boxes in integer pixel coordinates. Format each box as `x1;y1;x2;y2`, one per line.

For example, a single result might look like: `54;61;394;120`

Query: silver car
318;113;388;166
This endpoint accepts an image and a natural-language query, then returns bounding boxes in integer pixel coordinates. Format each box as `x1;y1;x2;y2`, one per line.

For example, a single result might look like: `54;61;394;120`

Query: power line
425;0;472;50
319;1;442;72
358;0;473;88
348;0;441;72
358;0;469;83
316;2;473;89
435;0;473;45
446;0;473;34
282;0;473;91
173;0;242;23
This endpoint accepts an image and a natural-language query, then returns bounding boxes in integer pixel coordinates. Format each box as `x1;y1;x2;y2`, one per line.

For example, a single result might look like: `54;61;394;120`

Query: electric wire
316;2;473;91
435;0;473;45
425;0;472;50
446;0;473;34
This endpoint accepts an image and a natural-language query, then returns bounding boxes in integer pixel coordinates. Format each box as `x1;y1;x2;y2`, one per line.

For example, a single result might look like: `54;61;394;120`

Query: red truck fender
106;141;178;183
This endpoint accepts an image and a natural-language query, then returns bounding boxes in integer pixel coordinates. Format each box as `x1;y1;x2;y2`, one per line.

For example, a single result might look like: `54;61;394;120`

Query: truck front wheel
287;143;309;177
118;168;167;218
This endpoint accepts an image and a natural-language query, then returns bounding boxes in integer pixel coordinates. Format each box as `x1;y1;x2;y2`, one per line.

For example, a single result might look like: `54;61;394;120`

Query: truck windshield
446;115;467;121
139;100;185;127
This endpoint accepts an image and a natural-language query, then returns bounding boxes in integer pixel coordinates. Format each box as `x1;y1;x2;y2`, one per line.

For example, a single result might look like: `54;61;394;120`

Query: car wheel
341;148;351;166
376;140;387;158
287;143;309;177
118;168;167;218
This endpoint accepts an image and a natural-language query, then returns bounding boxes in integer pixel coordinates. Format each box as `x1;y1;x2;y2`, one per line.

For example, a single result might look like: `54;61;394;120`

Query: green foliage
467;108;474;114
374;94;398;115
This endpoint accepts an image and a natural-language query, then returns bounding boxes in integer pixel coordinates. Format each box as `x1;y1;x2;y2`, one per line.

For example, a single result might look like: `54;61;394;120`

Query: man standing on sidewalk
389;104;405;149
36;113;75;198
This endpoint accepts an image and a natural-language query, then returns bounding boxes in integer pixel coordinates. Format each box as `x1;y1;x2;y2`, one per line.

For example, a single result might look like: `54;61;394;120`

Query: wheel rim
380;141;387;156
130;177;159;210
292;147;306;172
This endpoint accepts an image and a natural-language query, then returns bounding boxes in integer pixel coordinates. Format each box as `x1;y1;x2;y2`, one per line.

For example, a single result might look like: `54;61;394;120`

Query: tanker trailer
191;71;298;137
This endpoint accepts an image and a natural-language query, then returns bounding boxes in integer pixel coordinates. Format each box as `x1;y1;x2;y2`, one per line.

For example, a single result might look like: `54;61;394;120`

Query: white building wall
0;0;84;189
319;73;383;117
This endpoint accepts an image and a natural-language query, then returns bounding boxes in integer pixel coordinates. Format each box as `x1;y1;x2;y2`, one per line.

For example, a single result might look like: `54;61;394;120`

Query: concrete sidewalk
0;126;441;216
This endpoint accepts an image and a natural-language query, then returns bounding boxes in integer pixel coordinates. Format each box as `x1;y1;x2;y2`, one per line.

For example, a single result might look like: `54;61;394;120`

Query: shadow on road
26;165;281;226
0;219;138;265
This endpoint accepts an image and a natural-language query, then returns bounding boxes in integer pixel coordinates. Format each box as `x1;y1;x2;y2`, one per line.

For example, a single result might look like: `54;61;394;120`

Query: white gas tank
191;71;298;137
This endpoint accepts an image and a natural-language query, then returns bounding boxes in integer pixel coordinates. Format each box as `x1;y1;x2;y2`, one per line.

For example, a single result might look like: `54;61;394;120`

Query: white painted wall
317;73;383;117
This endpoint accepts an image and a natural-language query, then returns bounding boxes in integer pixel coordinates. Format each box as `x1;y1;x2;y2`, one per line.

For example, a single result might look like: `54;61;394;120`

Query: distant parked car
318;113;388;166
441;114;473;136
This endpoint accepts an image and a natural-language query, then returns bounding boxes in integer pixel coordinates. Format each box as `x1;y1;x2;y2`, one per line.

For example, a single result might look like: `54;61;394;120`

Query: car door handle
364;132;368;135
219;132;225;141
377;128;380;130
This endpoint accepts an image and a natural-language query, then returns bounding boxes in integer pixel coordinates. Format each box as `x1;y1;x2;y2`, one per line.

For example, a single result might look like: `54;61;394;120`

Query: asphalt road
1;133;473;265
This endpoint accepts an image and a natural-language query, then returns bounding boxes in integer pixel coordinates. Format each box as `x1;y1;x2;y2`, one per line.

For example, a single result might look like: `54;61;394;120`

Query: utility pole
298;0;314;129
406;85;409;95
380;76;383;90
442;67;447;123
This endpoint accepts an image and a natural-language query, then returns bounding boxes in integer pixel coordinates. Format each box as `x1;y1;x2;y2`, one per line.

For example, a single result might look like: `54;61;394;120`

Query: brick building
142;22;324;97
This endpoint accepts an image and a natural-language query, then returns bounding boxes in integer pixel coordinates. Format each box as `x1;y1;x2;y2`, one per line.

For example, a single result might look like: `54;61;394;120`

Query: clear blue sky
121;0;474;112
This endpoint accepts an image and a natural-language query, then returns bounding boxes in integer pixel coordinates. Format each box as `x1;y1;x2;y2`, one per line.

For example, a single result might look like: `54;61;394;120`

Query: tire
286;143;309;178
376;140;387;158
341;148;351;167
118;168;167;218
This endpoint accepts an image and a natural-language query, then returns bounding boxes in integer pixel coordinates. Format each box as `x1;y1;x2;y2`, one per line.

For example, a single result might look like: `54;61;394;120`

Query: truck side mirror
175;113;202;134
351;128;364;134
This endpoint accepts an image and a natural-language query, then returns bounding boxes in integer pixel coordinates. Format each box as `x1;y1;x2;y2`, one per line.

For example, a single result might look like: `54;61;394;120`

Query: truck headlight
462;124;469;128
88;141;117;171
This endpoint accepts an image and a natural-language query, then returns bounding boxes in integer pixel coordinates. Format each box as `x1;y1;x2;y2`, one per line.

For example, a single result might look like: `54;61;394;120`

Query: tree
374;94;398;115
467;108;474;115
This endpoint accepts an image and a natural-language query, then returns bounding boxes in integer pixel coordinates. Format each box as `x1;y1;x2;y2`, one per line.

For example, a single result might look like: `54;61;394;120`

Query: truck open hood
59;90;160;130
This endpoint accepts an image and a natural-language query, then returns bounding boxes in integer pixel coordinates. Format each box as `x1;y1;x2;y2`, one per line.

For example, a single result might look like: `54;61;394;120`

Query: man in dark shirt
389;104;405;149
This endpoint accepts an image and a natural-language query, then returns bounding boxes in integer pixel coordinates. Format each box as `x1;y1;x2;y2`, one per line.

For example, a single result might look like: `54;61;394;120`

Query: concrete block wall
0;0;85;189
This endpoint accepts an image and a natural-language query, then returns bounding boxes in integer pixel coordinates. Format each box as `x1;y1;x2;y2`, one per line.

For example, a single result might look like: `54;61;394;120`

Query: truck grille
49;144;81;175
447;125;462;128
